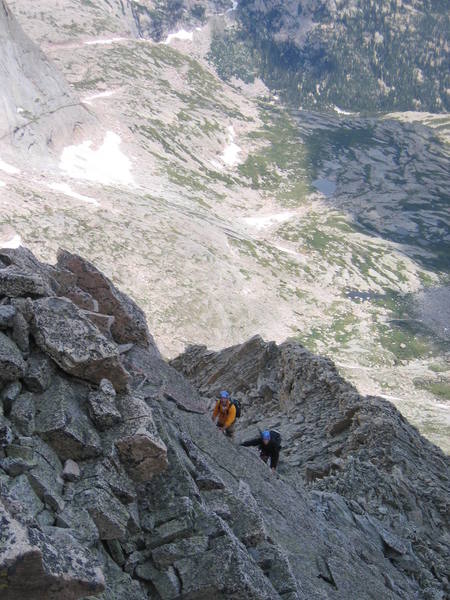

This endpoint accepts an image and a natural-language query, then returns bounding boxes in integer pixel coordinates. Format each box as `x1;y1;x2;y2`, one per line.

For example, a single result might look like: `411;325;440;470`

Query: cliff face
230;0;449;112
173;336;450;598
0;1;92;156
0;247;449;600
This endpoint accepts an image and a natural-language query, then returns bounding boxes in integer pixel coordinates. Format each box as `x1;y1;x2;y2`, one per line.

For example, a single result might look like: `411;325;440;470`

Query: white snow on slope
164;29;193;44
221;126;242;167
0;181;5;188
84;38;126;46
48;182;99;206
163;27;202;45
243;212;295;230
334;106;355;116
60;131;134;186
0;157;20;175
0;234;22;249
82;90;119;105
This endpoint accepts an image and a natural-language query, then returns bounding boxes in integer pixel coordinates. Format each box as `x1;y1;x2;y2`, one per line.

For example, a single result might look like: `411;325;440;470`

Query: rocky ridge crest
0;247;448;600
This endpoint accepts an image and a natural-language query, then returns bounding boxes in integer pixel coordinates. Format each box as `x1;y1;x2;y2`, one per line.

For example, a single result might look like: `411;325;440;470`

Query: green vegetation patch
414;379;450;401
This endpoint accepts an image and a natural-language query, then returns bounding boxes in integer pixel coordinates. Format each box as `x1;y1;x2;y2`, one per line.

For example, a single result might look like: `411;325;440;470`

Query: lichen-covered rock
0;331;26;381
57;250;156;350
31;296;130;391
0;304;15;329
11;308;30;354
113;393;168;482
87;378;121;431
173;535;279;600
10;391;35;435
72;482;130;540
0;265;52;298
0;500;105;600
0;246;447;600
23;351;53;392
34;376;102;461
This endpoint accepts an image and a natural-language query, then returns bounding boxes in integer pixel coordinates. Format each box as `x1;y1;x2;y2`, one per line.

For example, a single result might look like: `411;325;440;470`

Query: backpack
270;430;281;448
230;398;241;418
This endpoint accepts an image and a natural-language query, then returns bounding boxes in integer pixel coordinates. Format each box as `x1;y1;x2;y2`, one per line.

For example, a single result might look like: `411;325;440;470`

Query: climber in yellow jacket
212;391;236;438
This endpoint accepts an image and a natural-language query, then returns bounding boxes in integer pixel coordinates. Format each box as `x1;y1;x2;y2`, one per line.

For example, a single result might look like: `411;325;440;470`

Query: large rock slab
0;330;26;381
23;351;53;392
31;296;130;391
174;535;279;600
57;250;155;349
0;304;15;329
113;393;168;482
34;376;102;461
0;500;104;600
0;266;51;298
87;378;121;431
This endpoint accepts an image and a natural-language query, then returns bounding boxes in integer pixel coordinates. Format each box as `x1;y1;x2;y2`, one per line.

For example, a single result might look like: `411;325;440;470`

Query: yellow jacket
212;400;236;429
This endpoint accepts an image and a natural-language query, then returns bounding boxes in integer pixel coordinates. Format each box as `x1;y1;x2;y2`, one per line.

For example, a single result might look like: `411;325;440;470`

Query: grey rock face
0;265;51;298
0;501;105;600
0;331;26;381
0;247;447;600
174;336;450;599
57;250;156;350
34;376;102;461
0;0;92;156
31;296;130;391
0;304;15;329
87;378;121;431
113;393;168;482
23;351;53;392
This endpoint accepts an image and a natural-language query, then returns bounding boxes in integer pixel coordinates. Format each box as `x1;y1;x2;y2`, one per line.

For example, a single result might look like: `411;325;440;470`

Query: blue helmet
220;390;230;399
262;430;271;441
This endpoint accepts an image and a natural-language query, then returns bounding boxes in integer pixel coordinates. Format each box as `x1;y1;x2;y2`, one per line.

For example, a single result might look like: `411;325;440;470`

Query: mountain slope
0;0;92;159
230;0;450;111
173;336;450;598
0;247;448;600
1;0;449;453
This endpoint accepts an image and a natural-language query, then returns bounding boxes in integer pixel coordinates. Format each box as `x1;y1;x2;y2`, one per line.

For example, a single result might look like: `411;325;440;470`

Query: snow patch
163;29;196;44
333;106;355;116
221;126;242;167
82;89;119;105
0;157;20;175
84;37;126;46
60;131;134;187
0;181;5;187
48;182;99;206
1;234;22;249
243;212;295;230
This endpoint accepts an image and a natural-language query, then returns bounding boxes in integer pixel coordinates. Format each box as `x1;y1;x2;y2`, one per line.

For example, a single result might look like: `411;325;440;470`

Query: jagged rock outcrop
1;247;448;600
173;336;450;599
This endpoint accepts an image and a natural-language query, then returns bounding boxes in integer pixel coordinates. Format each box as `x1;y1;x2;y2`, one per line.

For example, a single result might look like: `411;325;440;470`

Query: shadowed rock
113;393;168;482
0;331;26;381
0;266;52;298
0;501;105;600
34;376;102;461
